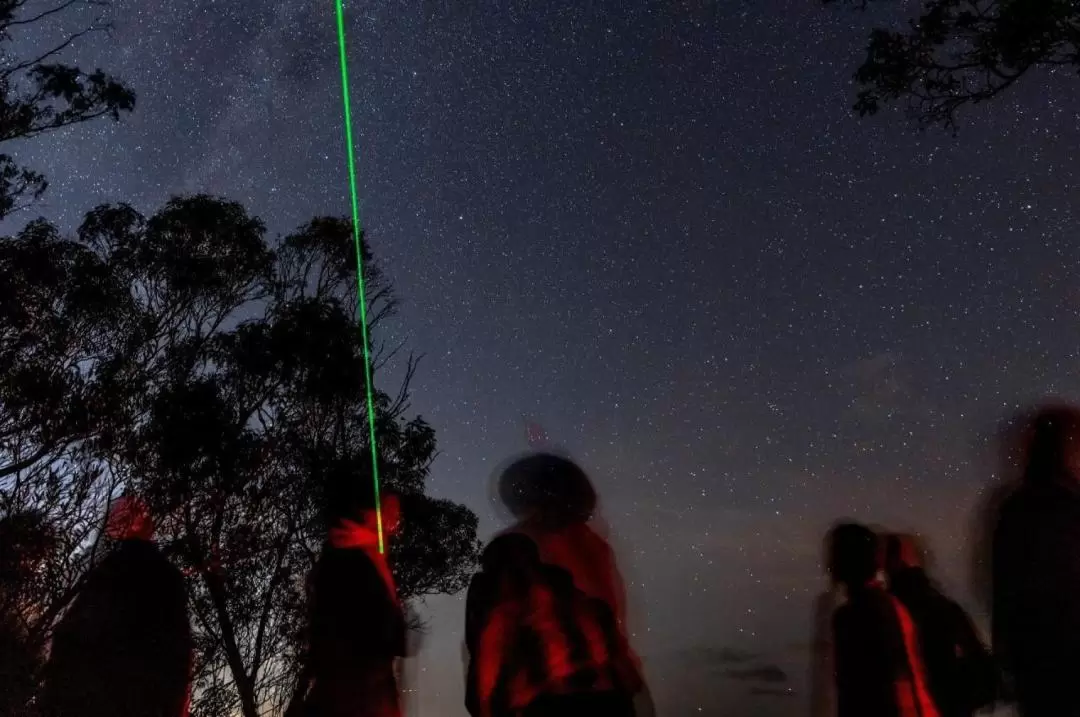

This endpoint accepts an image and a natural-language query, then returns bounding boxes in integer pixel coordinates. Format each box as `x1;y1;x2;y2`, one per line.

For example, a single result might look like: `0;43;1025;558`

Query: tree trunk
282;668;311;717
203;570;260;717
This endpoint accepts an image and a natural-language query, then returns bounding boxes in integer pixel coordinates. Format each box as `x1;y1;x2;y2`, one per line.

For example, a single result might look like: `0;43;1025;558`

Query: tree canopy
827;0;1080;128
0;195;480;717
0;0;135;217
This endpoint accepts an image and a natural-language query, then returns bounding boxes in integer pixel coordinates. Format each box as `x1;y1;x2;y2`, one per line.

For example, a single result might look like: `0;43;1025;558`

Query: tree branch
251;534;291;684
0;441;59;480
5;0;102;29
1;24;101;78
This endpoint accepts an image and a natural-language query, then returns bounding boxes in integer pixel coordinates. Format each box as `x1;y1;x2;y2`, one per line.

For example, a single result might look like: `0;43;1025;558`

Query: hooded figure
992;404;1080;717
828;522;939;717
300;486;406;717
0;510;55;717
885;534;998;717
39;496;193;717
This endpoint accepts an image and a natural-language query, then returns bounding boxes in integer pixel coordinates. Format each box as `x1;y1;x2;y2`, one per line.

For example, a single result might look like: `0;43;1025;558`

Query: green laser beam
334;0;384;554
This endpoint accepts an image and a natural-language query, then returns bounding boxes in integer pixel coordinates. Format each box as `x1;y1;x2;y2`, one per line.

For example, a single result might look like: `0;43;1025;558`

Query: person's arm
811;591;838;717
990;511;1016;672
464;575;482;654
463;574;495;717
952;602;990;661
950;601;1001;709
475;605;514;717
832;607;856;717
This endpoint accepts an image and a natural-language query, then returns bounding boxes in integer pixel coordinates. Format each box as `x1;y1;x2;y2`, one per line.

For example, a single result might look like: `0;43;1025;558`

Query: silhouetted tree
0;212;133;673
826;0;1079;128
0;196;480;717
0;0;136;601
0;0;135;217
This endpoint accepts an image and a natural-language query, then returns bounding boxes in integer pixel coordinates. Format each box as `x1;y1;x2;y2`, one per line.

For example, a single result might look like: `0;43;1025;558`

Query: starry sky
7;0;1078;714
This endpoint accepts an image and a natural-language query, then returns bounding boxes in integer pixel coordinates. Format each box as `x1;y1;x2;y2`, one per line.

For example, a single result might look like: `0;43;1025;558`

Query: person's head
884;532;924;578
105;495;155;542
0;509;55;585
335;492;402;537
827;522;881;588
324;461;402;537
498;452;597;527
379;493;402;537
1023;403;1080;486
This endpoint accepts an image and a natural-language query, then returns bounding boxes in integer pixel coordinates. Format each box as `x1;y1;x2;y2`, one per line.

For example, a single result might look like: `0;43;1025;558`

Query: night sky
7;0;1078;714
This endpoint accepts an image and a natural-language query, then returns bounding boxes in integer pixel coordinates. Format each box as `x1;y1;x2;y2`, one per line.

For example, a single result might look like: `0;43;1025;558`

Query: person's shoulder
467;571;493;596
936;592;975;626
840;589;894;622
995;489;1027;518
135;545;187;588
833;601;853;625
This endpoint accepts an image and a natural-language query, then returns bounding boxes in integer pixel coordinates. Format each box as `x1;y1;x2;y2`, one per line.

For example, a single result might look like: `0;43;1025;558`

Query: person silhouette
885;533;997;717
492;452;652;714
38;495;193;717
0;509;56;717
827;522;938;717
992;403;1080;717
299;485;406;717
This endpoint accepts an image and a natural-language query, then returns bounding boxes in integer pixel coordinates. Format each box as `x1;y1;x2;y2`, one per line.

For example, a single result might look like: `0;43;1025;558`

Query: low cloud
684;645;762;667
724;664;789;684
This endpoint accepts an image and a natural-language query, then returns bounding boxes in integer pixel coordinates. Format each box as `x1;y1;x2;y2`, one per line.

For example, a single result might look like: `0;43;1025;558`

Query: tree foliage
0;0;135;217
826;0;1080;128
0;195;480;717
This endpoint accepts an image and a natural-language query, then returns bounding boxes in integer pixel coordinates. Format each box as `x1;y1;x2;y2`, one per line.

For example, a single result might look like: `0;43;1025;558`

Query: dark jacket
834;584;938;717
890;568;997;717
305;545;406;717
39;540;192;717
0;609;39;717
993;478;1080;717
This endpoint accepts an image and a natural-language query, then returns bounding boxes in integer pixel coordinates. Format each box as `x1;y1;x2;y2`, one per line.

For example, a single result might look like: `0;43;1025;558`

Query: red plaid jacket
469;566;641;717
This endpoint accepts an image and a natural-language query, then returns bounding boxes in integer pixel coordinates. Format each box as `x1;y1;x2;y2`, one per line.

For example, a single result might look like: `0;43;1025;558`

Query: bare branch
0;441;61;480
0;23;101;78
4;0;102;29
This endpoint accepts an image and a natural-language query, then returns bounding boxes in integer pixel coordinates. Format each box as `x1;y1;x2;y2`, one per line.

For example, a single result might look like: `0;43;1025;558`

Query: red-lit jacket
833;581;939;717
467;563;641;717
